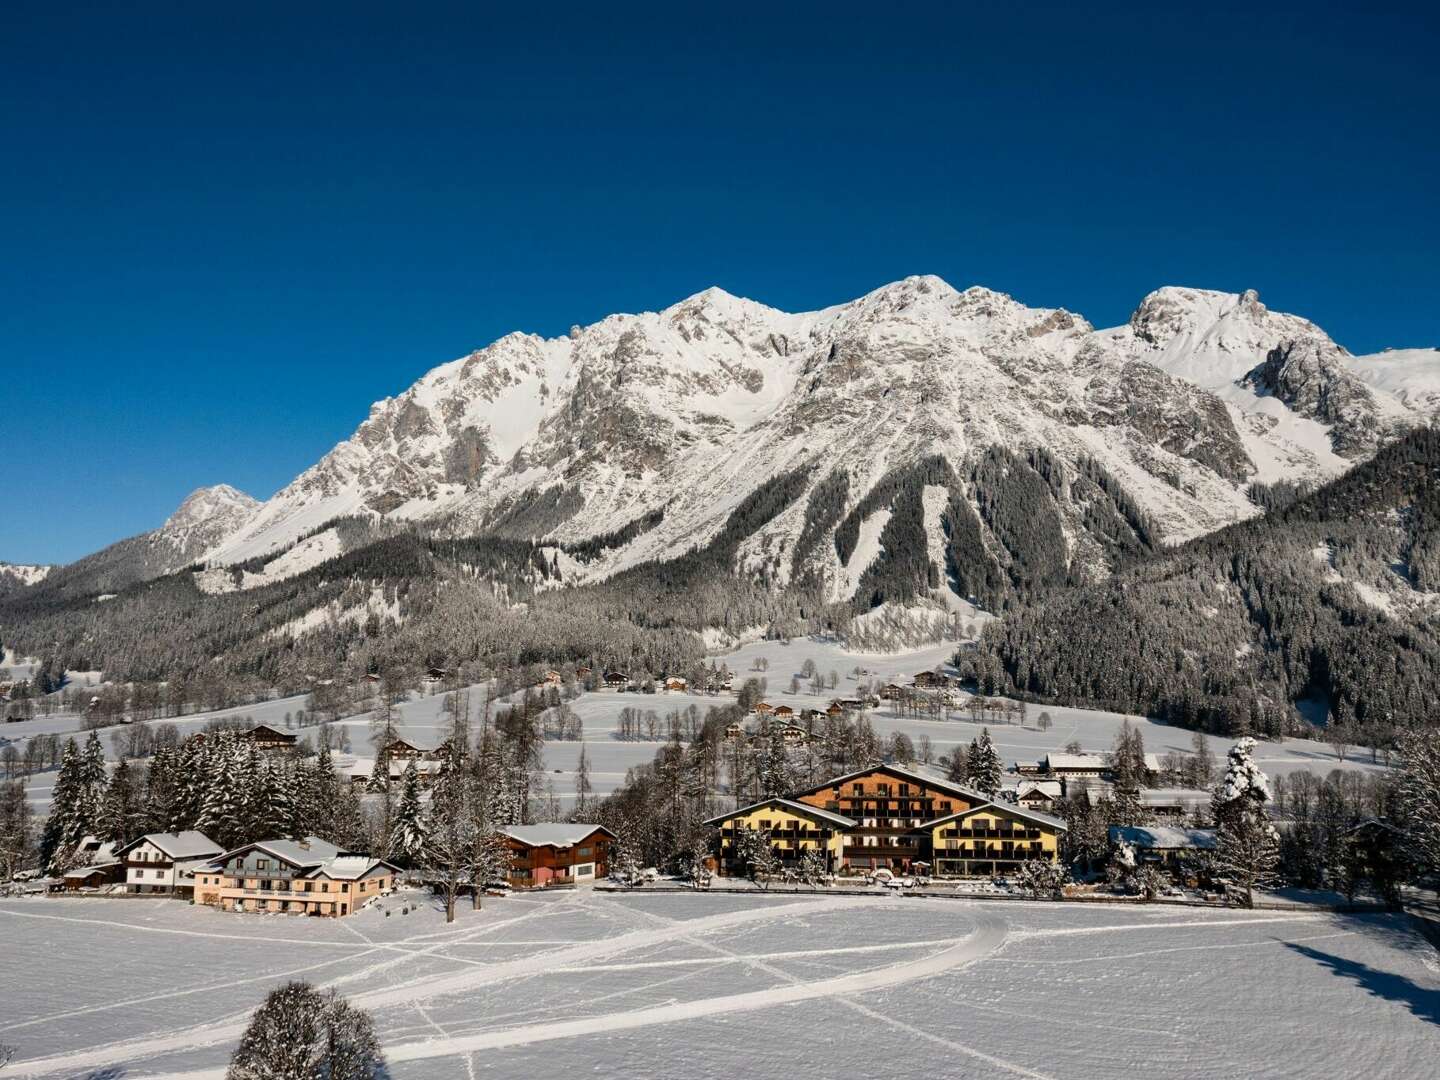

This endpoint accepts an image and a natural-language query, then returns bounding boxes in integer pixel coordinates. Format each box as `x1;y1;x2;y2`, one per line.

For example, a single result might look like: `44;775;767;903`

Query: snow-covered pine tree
387;760;428;868
197;738;244;849
1212;736;1279;907
40;739;92;872
78;730;108;826
100;757;144;847
797;845;828;888
967;728;1002;796
226;980;386;1080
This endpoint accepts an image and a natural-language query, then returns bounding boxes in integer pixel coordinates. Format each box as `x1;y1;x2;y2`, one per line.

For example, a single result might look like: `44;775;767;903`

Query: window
577;847;591;857
321;882;330;892
256;859;269;870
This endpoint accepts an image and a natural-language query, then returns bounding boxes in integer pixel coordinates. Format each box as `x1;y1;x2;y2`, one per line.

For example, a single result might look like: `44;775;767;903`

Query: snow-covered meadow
2;888;1435;1079
3;637;1387;815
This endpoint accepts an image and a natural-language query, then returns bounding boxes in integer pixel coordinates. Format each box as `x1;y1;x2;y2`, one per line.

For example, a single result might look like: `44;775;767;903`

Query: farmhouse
502;824;614;888
239;724;297;752
117;831;223;895
603;671;629;688
195;836;397;917
661;676;688;692
380;736;442;762
1011;781;1062;812
704;798;853;875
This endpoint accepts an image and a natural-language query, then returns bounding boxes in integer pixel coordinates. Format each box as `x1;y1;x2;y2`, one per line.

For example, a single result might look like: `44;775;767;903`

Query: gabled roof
929;800;1068;831
703;797;856;830
1043;753;1107;769
305;855;401;880
245;724;296;740
116;830;223;860
792;762;988;805
500;824;615;849
211;836;343;869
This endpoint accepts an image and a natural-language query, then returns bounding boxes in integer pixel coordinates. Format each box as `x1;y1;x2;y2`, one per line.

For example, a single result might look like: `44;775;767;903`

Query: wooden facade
503;825;614;888
792;765;982;873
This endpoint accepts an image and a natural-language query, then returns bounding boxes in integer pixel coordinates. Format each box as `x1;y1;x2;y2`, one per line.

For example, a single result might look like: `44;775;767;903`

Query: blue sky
4;3;1437;564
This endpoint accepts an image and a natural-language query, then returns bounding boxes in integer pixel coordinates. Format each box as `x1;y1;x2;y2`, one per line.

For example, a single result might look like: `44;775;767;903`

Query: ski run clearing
2;888;1435;1079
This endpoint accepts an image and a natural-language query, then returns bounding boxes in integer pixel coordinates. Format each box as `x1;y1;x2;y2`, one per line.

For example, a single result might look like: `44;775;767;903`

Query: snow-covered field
1;889;1434;1078
2;637;1388;814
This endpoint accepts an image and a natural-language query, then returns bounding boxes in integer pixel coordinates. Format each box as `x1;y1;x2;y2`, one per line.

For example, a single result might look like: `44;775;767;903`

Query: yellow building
704;797;853;875
927;802;1065;878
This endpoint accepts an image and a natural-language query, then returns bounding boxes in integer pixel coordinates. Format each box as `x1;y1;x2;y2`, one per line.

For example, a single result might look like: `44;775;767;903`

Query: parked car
884;876;916;889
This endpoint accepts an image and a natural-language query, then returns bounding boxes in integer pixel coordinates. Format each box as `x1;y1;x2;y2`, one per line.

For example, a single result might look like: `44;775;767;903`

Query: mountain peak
165;484;259;532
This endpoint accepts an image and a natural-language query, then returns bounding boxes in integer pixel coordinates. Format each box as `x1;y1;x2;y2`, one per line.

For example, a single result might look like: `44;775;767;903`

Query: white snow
1345;347;1440;418
1;890;1432;1079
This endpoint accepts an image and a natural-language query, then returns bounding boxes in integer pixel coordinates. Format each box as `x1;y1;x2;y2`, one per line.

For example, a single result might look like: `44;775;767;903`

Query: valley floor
1;888;1435;1079
4;637;1388;814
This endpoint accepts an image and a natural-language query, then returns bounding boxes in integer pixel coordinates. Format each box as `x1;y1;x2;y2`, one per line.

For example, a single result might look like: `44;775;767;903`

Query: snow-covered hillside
0;562;51;591
200;278;1433;585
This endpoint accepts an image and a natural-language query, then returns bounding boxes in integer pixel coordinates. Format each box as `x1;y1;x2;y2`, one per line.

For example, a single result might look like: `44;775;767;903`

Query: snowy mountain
11;484;259;602
159;485;260;565
197;278;1432;607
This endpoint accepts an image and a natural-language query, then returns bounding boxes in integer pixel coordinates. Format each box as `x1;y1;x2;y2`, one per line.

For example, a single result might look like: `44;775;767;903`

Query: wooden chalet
502;824;614;888
603;671;629;688
661;676;688;692
791;764;985;874
240;724;297;751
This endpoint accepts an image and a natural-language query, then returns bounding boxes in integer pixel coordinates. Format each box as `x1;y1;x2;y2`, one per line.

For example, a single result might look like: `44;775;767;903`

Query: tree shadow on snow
79;1069;126;1080
1284;942;1440;1026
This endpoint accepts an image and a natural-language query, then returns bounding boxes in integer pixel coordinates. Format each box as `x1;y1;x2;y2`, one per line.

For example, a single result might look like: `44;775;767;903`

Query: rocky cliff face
179;277;1429;609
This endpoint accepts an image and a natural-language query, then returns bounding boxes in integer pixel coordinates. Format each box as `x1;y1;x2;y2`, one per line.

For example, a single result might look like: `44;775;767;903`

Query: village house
1010;780;1063;813
502;824;614;888
770;704;795;719
239;724;298;752
117;830;223;895
603;671;629;689
59;835;125;892
1109;825;1217;870
542;670;563;687
704;797;853;875
340;754;442;789
753;701;775;716
1016;752;1163;787
661;676;688;692
194;837;397;917
928;802;1065;878
380;736;442;763
912;671;955;690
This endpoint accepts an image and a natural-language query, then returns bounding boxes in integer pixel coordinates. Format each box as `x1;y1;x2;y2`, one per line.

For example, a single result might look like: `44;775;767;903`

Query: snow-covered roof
307;855;398;880
1043;753;1107;769
1014;781;1062;799
1110;825;1217;850
703;798;856;830
501;824;614;849
213;836;343;868
120;831;223;860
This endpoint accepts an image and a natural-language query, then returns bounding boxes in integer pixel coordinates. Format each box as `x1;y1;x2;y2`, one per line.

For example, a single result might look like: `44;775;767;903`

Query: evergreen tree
1212;737;1280;907
100;758;144;847
40;739;93;872
573;742;592;818
966;729;1002;796
387;760;428;867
